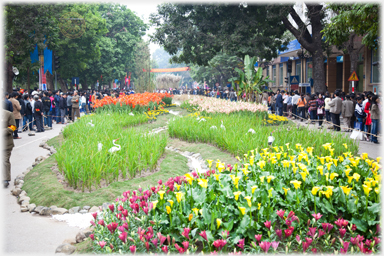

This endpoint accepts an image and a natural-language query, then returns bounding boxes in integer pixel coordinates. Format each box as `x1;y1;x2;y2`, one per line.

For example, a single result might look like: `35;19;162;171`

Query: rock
18;196;30;204
28;204;36;212
79;210;88;214
34;206;44;214
31;162;38;167
50;205;58;209
75;231;86;243
15;184;23;189
20;205;29;212
88;206;99;213
19;190;27;197
69;207;80;214
192;153;201;158
83;228;93;238
39;207;51;216
16;180;24;186
184;151;190;155
83;206;91;211
55;243;76;254
39;142;45;147
51;208;69;215
21;200;30;207
62;238;76;245
35;156;46;162
11;188;22;196
102;203;109;210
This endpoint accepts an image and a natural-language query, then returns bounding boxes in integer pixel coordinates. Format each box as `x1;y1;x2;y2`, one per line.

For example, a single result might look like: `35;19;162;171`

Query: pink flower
117;226;125;232
175;243;185;254
276;209;285;219
145;242;150;251
318;229;326;238
151;238;158;248
221;230;230;239
107;222;118;234
285;218;292;227
90;220;95;226
129;245;136;254
311;248;318;253
305;237;313;245
158;179;162;185
308;227;317;238
276;229;282;240
287;211;295;219
350;236;359;246
302;241;310;252
259;241;271;253
342;219;349;227
92;212;98;220
89;234;94;240
327;224;334;233
182;227;191;240
339;228;347;239
271;241;279;251
376;224;381;234
98;219;105;226
357;235;365;243
162;246;168;253
335;218;344;228
99;241;107;249
351;224;357;231
312;213;323;221
157;232;166;246
182;241;189;250
118;232;127;243
284;228;293;238
118;205;124;211
264;221;271;230
255;234;262;243
373;237;380;246
108;204;114;212
343;241;350;251
213;239;227;251
296;235;301;243
237;238;245;250
199;230;208;242
365;239;372;247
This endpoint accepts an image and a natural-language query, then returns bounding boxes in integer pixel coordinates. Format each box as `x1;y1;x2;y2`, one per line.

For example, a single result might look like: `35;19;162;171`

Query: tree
4;4;63;92
150;3;290;66
133;41;155;92
321;4;379;92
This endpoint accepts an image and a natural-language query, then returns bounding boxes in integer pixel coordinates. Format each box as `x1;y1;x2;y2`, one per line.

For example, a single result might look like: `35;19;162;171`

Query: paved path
1;122;81;254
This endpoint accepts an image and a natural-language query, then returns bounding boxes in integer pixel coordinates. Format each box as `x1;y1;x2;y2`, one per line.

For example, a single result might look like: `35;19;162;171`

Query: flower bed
89;144;381;254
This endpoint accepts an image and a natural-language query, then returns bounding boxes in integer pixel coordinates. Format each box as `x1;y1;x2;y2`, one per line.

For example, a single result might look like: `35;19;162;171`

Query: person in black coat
3;92;13;112
33;95;44;132
41;92;52;128
59;93;67;124
23;94;33;131
275;90;284;116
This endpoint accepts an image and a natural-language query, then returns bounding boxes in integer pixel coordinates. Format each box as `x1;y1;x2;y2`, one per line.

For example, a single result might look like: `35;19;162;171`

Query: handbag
317;107;324;115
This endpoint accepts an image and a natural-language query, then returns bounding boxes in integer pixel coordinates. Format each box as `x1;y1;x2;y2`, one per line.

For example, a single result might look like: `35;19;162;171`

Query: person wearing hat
33;94;44;132
9;92;22;139
3;108;16;188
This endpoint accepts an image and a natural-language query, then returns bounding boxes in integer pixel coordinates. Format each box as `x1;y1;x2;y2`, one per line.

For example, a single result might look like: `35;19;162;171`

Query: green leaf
351;218;368;233
223;218;234;232
202;206;211;226
322;198;337;214
237;215;250;235
191;228;199;238
368;203;381;214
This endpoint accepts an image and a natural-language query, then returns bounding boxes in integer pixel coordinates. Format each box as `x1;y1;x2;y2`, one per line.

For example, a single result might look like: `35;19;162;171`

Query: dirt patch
51;154;168;193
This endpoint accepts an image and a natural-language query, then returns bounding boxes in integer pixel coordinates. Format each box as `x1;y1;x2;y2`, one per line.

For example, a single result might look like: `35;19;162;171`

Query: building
260;37;380;94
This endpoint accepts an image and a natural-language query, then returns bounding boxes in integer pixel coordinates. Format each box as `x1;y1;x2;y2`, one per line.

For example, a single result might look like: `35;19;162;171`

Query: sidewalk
1;121;81;254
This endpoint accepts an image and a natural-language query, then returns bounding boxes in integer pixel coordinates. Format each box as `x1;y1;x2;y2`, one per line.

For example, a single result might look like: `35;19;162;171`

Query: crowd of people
267;89;381;144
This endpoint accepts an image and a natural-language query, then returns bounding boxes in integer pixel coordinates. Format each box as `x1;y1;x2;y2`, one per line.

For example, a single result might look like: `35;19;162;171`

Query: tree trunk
46;71;54;91
59;78;68;93
346;34;364;93
27;66;30;92
5;60;14;93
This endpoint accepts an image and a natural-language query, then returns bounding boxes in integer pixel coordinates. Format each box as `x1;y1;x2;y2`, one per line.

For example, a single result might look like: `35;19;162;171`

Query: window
295;61;301;83
272;65;276;86
266;67;271;86
279;64;284;86
372;50;380;83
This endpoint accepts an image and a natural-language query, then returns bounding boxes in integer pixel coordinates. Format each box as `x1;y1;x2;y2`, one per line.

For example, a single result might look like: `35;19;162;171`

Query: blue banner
44;47;52;74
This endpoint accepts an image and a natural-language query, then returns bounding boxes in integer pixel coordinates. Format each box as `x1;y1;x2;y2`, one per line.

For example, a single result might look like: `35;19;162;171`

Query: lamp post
296;46;310;93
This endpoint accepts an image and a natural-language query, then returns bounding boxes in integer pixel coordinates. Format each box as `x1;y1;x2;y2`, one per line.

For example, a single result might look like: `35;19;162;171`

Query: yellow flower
249;157;254;166
365;159;374;167
299;172;307;182
271;158;277;164
242;169;251;176
344;168;352;176
197;179;208;188
244;154;248;159
192;208;199;215
320;190;332;199
216;219;222;229
166;206;172;214
340;186;352;195
375;174;381;182
185;173;194;185
290;180;302;190
285;143;290;149
218;163;225;172
306;147;314;155
325;173;329;181
276;153;282;160
329;148;335;156
296;143;302;149
375;185;381;194
279;146;284;152
319;157;325;165
283;187;290;196
330;173;339;181
311;186;321;196
239;207;246;215
167;200;174;207
175;184;181;191
343;143;348;149
284;153;287;158
250;150;255;156
268;188;274;198
273;146;279;152
158;190;165;200
289;155;295;161
251;186;258;194
353;173;361;182
377;157;381;163
362;184;372;196
199;209;203;215
325;162;333;171
282;160;290;168
233;191;242;201
347;175;354;184
236;156;241;161
266;175;275;183
361;153;368;160
292;166;298;174
244;196;252;207
257;160;266;169
213;173;221;181
152;200;159;210
258;203;261;210
322;143;332;150
189;213;193;221
290;161;296;167
175;192;184;203
332;159;338;167
260;176;265;183
207;160;213;168
339;156;345;162
243;163;250;170
317;166;324;175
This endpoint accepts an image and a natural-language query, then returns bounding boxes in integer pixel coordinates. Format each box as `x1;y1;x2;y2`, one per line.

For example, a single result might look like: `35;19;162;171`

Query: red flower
99;241;107;249
264;221;271;230
335;218;344;228
342;219;349;227
182;227;191;240
92;212;98;220
339;228;347;239
199;230;208;242
287;211;295;219
305;237;313;245
130;245;136;254
162;246;168;253
275;229;282;240
312;213;323;221
118;205;124;211
318;229;326;238
255;234;262;243
108;204;115;212
182;241;189;250
107;222;118;234
98;219;105;226
351;236;359;246
311;248;318;253
118;232;127;243
89;234;94;240
365;239;372;247
145;242;150;251
259;241;271;253
158;179;162;185
276;209;285;219
284;228;293;238
175;243;185;254
237;238;245;250
352;224;357;231
302;241;310;253
308;227;317;238
373;237;380;246
285;218;293;227
213;239;227;251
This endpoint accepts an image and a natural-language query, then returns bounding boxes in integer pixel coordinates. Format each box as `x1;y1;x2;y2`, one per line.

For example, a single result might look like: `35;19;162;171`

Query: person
363;94;373;141
282;91;288;116
42;92;52;129
262;91;268;106
9;92;22;139
54;90;61;124
71;90;80;120
4;92;13;112
370;95;380;144
328;91;342;131
22;94;33;131
297;93;307;122
67;92;73;122
81;93;87;114
308;95;318;124
316;93;325;129
33;95;44;132
16;92;25;132
3;108;16;188
349;93;357;130
229;89;236;102
354;97;366;132
291;91;300;119
304;93;311;120
270;92;276;113
59;93;67;124
275;90;283;116
286;92;293;117
341;95;354;132
324;92;332;123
